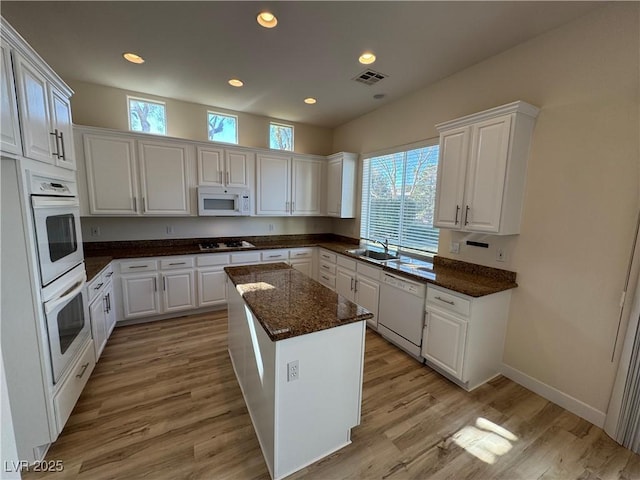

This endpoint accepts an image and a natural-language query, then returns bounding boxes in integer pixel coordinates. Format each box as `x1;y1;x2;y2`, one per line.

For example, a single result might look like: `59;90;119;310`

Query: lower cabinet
162;269;196;313
335;255;381;329
87;262;115;360
121;273;161;319
197;269;227;307
289;247;314;278
422;284;511;390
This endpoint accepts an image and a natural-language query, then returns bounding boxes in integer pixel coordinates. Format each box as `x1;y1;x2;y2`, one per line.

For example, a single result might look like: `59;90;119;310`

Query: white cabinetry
256;153;324;216
289;248;314;278
317;249;337;290
197;253;230;308
82;130;193;216
0;42;22;155
197;145;254;189
335;255;381;329
422;284;511;390
326;152;357;218
87;263;116;360
434;101;539;234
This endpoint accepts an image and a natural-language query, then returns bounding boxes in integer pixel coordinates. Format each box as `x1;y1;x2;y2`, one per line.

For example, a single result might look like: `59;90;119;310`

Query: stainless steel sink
346;248;399;262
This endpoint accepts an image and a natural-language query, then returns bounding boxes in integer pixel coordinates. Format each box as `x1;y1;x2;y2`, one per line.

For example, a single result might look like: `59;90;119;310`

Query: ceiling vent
353;69;388;86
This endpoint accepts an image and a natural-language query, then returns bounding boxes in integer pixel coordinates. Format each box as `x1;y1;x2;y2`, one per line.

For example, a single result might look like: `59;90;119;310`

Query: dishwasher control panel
382;273;425;296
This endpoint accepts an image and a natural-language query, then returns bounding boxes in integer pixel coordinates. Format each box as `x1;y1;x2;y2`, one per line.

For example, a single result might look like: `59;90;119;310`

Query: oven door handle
44;280;84;314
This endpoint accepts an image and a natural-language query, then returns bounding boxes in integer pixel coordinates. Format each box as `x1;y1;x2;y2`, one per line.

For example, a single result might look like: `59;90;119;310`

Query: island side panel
274;320;366;479
227;282;276;478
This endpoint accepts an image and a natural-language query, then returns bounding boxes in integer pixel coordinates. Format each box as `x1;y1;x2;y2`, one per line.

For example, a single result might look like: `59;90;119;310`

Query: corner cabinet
326;152;357;218
433;101;539;234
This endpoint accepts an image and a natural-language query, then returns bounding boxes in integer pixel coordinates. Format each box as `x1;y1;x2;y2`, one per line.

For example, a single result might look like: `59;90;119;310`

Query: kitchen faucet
363;237;389;254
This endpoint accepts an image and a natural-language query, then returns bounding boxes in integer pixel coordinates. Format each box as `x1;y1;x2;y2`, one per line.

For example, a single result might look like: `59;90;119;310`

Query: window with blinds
360;143;440;254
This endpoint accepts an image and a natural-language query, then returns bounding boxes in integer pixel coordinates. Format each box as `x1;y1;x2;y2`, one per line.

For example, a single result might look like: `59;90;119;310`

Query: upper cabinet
433;101;539;235
1;18;76;169
196;145;254;189
326;152;358;218
82;129;193;216
256;153;324;216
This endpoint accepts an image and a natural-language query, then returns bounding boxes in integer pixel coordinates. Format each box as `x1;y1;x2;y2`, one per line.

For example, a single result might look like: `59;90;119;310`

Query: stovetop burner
225;240;243;248
198;240;255;251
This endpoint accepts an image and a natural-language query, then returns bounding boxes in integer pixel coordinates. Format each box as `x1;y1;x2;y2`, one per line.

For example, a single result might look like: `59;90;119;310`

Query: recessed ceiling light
228;79;244;87
257;12;278;28
123;52;144;64
359;52;376;65
304;97;317;105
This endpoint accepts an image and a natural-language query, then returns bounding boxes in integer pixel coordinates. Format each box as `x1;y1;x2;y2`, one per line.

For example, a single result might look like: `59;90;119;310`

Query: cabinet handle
294;253;306;257
58;131;66;160
163;276;166;291
128;265;147;269
153;277;157;292
219;171;223;184
435;296;455;306
268;255;280;258
354;279;358;293
76;362;90;379
350;278;354;291
226;171;230;184
321;275;330;281
285;201;290;212
455;205;460;225
105;271;114;278
169;262;186;266
133;197;137;212
93;282;104;290
291;201;295;213
142;197;146;212
321;264;330;270
106;293;111;313
50;129;60;158
464;205;470;226
103;295;109;314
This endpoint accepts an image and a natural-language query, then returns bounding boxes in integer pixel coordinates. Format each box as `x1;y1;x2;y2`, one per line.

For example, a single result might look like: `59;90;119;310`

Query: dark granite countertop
225;263;373;341
83;234;517;297
85;256;112;282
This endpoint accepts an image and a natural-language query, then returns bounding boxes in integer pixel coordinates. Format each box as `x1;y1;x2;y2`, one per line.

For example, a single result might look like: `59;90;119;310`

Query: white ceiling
2;1;601;128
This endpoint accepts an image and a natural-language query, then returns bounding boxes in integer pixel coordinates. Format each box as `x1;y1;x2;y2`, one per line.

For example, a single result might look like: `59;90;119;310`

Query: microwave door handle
44;280;84;314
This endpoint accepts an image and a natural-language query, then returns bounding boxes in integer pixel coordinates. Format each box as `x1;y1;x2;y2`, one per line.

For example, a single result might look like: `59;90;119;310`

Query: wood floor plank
21;310;639;480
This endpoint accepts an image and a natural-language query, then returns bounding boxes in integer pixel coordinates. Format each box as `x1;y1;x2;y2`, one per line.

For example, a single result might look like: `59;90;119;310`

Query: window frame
206;111;238;144
269;122;294;151
127;96;167;135
360;138;440;257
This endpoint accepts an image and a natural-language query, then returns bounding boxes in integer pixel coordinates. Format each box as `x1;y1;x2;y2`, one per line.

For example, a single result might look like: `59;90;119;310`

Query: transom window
360;142;440;255
269;122;294;151
127;97;166;135
208;112;238;144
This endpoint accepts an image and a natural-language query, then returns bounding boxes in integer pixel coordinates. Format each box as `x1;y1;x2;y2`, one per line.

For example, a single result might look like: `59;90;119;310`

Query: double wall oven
30;173;89;383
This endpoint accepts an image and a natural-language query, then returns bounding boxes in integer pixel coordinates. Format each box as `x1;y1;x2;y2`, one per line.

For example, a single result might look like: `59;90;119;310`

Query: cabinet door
89;294;107;360
121;274;160;319
13;53;53;163
139;140;191;215
355;276;379;329
433;126;469;229
290;259;312;278
292;157;323;216
84;134;139;215
162;270;196;313
104;282;116;337
326;159;342;217
256;154;290;215
198;269;227;307
226;149;252;188
49;84;75;170
464;115;512;233
0;44;22;155
423;308;467;380
197;146;224;186
335;267;355;302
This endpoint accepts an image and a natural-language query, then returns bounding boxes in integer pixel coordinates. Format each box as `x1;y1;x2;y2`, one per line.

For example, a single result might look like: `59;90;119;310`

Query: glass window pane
208;113;238;144
128;98;166;135
270;123;293;151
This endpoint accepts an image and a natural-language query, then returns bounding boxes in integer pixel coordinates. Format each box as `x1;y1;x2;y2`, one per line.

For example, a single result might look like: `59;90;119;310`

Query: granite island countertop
83;234;517;297
224;262;373;341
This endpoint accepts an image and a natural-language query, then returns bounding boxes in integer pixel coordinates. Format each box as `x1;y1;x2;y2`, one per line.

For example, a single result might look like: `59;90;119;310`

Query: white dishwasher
378;272;427;359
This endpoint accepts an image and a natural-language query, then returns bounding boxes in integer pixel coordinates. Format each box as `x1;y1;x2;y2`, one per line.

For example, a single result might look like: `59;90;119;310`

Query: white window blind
361;143;440;254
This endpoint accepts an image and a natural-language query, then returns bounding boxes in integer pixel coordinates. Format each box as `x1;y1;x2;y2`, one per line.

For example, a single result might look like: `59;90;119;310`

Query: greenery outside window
127;97;166;135
208;112;238;144
360;142;440;255
269;122;294;151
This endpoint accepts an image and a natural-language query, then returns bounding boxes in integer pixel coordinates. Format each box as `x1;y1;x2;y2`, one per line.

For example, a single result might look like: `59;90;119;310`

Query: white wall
333;3;640;417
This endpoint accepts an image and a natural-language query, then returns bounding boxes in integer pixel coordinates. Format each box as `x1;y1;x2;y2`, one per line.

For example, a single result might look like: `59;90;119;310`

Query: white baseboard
501;363;606;428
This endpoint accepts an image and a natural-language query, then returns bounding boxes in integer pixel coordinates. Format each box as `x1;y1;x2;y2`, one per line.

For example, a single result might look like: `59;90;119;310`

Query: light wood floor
23;311;640;480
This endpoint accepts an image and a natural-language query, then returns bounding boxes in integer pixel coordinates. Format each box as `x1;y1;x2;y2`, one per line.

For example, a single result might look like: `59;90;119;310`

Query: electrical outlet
496;248;506;262
450;242;460;254
287;360;299;382
90;226;100;237
166;225;174;235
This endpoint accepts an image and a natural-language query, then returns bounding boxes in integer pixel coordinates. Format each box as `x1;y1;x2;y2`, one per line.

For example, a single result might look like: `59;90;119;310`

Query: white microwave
197;186;251;216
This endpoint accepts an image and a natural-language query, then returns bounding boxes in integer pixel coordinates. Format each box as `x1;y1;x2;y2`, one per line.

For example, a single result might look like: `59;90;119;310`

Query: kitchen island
224;263;372;480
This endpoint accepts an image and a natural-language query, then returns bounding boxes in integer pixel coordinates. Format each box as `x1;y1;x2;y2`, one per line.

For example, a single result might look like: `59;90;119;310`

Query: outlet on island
287;360;299;382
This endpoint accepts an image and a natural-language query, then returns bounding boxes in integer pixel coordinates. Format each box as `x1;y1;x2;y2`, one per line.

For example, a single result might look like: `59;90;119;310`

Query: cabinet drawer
319;261;337;275
337;255;356;270
261;249;289;262
230;251;261;264
427;285;471;317
357;262;381;281
53;339;95;433
318;272;336;290
87;272;106;303
289;248;313;259
319;249;337;263
120;259;157;273
197;253;230;267
160;256;195;270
